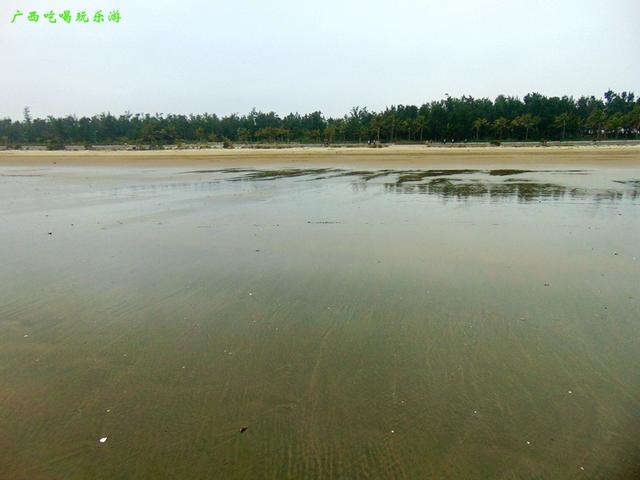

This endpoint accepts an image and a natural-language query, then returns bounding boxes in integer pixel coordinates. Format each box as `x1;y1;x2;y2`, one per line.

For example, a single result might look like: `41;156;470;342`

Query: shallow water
1;164;639;479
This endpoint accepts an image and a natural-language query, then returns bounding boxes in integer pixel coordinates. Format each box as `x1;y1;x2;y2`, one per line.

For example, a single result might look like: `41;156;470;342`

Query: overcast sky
1;0;638;119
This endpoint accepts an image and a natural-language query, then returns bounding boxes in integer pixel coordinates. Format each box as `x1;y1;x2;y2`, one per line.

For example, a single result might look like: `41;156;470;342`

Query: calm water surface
0;164;639;479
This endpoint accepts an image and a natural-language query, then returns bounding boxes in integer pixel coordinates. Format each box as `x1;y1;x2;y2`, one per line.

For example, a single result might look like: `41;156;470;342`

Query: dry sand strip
1;145;639;169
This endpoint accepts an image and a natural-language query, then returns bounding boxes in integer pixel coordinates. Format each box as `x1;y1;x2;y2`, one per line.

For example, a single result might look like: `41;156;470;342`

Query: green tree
512;114;540;141
416;115;426;141
606;112;624;138
492;117;509;140
237;128;251;143
552;113;571;141
585;110;607;140
308;129;321;143
23;106;32;124
472;118;490;140
370;115;383;143
324;125;336;144
357;126;369;143
625;105;640;135
2;90;637;146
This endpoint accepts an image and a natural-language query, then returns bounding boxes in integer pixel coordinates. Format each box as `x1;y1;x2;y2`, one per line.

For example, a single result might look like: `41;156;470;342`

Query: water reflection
190;168;640;203
385;179;582;201
114;168;640;203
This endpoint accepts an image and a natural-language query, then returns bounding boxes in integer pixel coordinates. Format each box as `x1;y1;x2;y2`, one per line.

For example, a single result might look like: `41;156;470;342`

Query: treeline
1;90;639;148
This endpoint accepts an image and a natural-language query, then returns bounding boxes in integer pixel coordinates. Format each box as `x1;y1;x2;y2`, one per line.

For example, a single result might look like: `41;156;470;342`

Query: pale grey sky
1;0;638;119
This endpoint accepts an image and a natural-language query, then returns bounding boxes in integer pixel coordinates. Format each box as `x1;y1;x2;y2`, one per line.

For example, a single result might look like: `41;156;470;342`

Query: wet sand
1;150;639;479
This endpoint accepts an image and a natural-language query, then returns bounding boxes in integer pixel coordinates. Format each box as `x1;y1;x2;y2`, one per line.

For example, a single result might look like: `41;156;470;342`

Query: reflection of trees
171;168;640;203
383;179;638;203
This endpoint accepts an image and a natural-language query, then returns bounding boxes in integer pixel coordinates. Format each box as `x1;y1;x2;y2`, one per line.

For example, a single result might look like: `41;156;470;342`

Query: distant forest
2;90;639;148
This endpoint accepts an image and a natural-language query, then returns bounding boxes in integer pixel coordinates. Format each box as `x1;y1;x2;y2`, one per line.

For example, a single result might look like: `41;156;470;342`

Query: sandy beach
2;145;640;170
